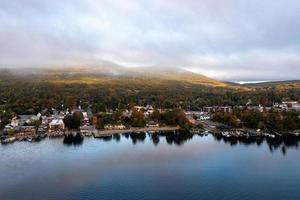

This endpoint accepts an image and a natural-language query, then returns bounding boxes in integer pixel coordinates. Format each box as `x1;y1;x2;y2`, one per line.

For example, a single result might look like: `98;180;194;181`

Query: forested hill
242;80;300;89
0;66;227;87
0;67;299;115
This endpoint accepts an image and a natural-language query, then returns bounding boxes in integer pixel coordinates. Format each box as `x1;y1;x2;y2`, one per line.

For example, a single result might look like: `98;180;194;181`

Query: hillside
243;80;300;89
2;66;226;87
0;66;299;115
0;66;242;114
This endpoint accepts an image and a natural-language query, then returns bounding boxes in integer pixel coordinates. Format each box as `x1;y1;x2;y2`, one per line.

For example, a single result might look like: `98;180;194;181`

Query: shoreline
2;124;300;144
93;126;178;138
0;126;178;144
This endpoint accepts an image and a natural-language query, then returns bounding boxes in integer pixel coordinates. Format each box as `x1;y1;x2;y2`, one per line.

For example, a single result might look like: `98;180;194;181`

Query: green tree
161;108;190;128
131;109;146;127
63;112;82;130
150;109;160;122
92;115;104;130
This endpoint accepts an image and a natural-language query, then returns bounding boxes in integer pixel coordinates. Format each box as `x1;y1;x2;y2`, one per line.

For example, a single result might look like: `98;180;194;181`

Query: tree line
212;109;300;133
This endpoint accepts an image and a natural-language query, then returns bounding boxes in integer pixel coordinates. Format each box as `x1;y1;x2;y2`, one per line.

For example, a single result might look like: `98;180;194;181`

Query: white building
281;101;300;111
104;124;126;130
11;114;40;127
49;119;65;131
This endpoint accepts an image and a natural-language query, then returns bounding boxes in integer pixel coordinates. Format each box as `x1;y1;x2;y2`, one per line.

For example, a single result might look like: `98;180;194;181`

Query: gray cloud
0;0;299;80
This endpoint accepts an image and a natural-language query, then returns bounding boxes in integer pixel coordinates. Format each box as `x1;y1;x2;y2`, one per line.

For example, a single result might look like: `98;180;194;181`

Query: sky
0;0;300;81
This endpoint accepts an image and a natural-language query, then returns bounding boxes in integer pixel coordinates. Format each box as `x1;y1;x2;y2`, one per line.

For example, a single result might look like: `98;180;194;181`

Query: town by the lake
1;1;300;199
1;100;300;145
1;100;300;200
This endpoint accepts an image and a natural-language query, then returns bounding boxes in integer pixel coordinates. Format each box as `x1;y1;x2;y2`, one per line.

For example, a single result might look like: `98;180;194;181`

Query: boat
293;132;300;136
268;134;275;138
1;137;16;144
204;130;209;136
84;132;92;137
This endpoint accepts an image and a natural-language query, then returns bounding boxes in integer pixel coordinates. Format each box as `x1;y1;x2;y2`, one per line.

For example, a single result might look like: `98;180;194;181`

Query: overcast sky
0;0;300;81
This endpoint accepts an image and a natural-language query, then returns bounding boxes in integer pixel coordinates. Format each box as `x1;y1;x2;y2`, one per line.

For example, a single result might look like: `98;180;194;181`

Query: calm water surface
1;133;300;200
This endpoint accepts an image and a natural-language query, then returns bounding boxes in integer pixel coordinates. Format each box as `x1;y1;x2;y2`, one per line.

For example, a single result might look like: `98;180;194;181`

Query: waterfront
1;133;300;200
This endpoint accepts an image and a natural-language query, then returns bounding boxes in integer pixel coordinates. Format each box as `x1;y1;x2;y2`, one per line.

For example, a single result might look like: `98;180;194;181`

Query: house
203;106;232;113
82;112;90;125
86;107;93;119
203;107;215;113
4;124;14;132
11;114;40;127
10;125;37;138
144;105;154;118
147;121;159;127
41;116;49;125
134;106;145;112
49;119;65;132
185;111;196;122
219;106;232;113
133;105;154;118
122;109;132;118
43;110;66;126
282;101;300;111
248;104;264;112
37;125;47;135
199;115;211;120
19;126;36;136
104;124;126;130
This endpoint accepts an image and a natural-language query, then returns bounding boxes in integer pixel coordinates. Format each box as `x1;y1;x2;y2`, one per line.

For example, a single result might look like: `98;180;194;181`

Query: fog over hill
2;62;300;88
1;0;300;81
0;63;227;87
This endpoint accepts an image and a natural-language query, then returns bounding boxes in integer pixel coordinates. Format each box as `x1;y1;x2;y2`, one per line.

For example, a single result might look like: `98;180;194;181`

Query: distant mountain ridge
0;65;227;87
2;64;300;90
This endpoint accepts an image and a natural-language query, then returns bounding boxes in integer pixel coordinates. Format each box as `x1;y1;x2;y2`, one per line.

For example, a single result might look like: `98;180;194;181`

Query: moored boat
1;137;16;144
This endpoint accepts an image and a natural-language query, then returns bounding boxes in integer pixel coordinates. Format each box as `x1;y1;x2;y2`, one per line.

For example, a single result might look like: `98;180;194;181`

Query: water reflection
113;134;121;142
57;131;300;156
151;134;160;146
2;131;300;200
63;133;84;147
130;132;146;144
212;133;300;156
95;135;113;141
124;131;194;146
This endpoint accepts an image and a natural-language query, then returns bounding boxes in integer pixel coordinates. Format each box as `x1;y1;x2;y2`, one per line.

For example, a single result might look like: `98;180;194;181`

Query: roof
49;119;64;126
17;115;36;120
80;125;94;130
147;121;159;125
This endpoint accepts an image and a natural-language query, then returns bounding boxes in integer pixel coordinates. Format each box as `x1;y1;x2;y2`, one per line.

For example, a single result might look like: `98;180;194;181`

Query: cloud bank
0;0;300;81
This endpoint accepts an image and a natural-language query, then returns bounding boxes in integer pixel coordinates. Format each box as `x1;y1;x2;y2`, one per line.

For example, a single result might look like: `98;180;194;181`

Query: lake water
1;132;300;200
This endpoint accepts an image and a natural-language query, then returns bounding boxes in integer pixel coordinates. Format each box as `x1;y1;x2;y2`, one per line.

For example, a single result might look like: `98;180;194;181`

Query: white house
11;114;40;127
49;119;65;131
104;124;126;130
147;121;159;127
